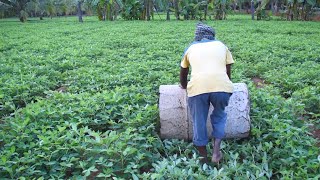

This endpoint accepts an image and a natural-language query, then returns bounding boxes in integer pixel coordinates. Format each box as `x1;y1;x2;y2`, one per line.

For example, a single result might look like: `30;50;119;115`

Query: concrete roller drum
159;83;250;140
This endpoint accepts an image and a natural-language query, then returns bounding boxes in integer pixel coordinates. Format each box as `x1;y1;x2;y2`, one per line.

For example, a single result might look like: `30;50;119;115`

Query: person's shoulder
211;40;225;45
212;40;230;50
183;42;197;55
190;41;203;46
207;40;227;48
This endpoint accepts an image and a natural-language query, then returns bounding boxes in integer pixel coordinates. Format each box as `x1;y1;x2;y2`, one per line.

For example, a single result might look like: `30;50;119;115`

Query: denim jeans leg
188;93;210;146
209;92;231;139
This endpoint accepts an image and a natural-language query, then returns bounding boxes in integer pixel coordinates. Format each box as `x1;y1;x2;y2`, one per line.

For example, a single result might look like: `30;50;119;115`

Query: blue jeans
188;92;231;146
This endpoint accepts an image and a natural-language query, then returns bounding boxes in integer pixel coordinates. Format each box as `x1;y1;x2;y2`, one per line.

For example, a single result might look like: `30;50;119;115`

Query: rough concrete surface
159;83;250;140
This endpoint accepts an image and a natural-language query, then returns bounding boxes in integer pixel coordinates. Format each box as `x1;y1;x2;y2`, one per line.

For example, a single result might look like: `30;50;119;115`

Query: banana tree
120;0;153;20
211;0;231;19
154;0;173;20
184;0;207;20
26;0;39;17
24;0;46;20
61;0;76;16
297;0;316;20
256;0;271;20
0;1;12;17
270;0;316;20
142;0;153;20
93;0;120;21
120;0;142;19
45;0;56;19
75;0;97;22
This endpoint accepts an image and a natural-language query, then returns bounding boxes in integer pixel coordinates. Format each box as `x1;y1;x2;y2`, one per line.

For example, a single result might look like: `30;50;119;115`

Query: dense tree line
0;0;319;22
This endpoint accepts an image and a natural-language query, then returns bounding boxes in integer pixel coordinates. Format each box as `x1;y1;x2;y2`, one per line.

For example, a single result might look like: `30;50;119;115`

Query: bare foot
212;151;223;163
196;146;209;164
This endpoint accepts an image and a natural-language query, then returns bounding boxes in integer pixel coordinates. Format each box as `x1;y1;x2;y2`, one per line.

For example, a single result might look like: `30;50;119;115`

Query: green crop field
0;16;319;179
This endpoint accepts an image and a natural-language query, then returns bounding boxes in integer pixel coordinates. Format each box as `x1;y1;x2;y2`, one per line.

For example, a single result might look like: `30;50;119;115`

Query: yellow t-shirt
181;40;234;97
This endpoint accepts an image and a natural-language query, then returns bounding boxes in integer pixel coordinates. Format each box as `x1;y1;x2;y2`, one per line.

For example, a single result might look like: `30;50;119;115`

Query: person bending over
180;22;234;164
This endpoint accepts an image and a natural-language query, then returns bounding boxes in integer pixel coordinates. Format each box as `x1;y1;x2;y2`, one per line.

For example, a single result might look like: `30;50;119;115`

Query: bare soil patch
311;128;320;146
311;15;320;21
56;86;68;93
251;77;266;88
312;129;320;139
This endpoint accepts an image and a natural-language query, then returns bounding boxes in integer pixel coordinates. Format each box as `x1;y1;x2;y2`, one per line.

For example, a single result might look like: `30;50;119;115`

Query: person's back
181;40;234;97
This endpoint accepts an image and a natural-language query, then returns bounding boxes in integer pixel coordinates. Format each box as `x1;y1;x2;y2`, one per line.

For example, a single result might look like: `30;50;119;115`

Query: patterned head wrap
194;22;215;41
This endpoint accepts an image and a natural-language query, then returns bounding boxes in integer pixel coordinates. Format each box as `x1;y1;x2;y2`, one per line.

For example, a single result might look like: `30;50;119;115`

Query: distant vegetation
1;0;320;22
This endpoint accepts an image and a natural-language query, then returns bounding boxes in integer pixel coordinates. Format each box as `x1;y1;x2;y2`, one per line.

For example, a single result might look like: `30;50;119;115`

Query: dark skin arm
226;64;232;80
180;67;189;89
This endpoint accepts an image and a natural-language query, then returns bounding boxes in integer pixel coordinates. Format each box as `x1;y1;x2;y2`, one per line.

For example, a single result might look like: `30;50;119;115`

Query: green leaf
306;0;316;6
132;173;139;180
10;146;15;153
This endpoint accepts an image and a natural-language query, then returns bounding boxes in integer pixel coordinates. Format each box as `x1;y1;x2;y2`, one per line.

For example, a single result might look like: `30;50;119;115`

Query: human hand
179;84;187;89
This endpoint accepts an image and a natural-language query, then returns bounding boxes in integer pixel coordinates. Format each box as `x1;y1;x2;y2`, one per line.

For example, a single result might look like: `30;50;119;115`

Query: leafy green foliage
121;0;144;20
0;16;319;178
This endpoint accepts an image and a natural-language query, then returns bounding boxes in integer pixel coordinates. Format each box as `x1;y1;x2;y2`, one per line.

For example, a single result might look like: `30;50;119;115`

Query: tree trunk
251;0;255;20
114;3;118;20
271;0;275;15
97;4;103;20
17;3;26;22
301;1;305;20
77;1;83;23
103;4;106;21
275;0;279;14
287;3;292;21
40;11;44;20
293;0;298;20
256;1;261;20
204;3;208;20
304;5;311;21
174;0;180;20
106;4;109;21
107;4;112;21
146;0;150;21
166;8;170;20
222;4;226;19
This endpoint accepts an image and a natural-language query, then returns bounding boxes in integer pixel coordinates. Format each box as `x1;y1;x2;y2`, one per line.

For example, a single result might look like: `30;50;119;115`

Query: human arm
226;47;234;80
226;64;231;80
180;49;190;89
180;67;189;89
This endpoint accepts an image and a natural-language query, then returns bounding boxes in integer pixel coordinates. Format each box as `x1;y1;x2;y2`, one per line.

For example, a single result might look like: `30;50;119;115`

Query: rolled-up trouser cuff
193;139;209;146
